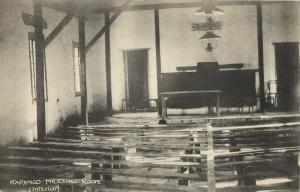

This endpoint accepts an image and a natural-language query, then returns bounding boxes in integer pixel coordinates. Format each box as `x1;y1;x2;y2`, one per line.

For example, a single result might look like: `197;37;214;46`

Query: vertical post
91;162;100;180
178;132;200;186
34;0;46;140
79;16;88;124
216;93;220;117
178;132;192;186
105;13;113;115
230;130;256;186
103;154;113;181
207;124;216;192
154;9;162;116
162;97;167;119
298;153;300;190
257;3;265;112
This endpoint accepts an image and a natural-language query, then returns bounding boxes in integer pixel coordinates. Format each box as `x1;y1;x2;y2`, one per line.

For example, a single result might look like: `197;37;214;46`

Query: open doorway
274;42;300;112
123;49;150;111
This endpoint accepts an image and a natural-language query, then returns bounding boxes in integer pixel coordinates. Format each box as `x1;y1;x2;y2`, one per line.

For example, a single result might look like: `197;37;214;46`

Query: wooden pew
1;116;300;192
206;121;300;191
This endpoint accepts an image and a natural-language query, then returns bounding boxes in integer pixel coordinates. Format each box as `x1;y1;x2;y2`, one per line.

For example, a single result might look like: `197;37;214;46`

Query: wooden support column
297;153;300;189
79;17;88;123
154;9;162;116
207;125;216;192
105;13;113;114
34;0;46;140
257;3;265;112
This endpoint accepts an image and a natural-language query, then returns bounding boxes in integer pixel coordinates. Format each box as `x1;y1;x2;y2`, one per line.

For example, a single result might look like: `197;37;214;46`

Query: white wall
1;1;300;144
0;0;105;144
43;7;81;133
85;18;107;119
109;5;259;111
108;3;300;112
42;8;108;131
0;0;36;144
110;10;156;111
160;5;258;72
262;3;300;82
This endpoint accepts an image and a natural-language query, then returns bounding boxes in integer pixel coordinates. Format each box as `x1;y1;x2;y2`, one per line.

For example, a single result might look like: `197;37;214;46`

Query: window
28;32;48;102
72;41;81;96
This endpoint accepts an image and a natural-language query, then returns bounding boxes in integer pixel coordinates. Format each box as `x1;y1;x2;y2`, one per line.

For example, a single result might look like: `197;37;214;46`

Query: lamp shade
195;6;224;15
199;31;221;39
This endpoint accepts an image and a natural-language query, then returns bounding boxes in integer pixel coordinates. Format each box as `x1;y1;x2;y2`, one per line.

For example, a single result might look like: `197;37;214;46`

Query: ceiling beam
94;1;300;13
85;0;132;53
45;13;73;48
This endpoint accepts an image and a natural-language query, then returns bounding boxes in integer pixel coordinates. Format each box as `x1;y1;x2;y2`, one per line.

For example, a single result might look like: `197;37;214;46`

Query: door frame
121;48;150;105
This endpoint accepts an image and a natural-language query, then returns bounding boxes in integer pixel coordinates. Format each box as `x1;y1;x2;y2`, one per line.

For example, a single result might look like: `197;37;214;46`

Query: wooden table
160;90;222;120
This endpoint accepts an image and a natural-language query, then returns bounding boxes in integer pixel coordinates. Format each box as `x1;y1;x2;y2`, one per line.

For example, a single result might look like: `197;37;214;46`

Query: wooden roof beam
85;0;132;53
94;1;300;13
45;13;73;48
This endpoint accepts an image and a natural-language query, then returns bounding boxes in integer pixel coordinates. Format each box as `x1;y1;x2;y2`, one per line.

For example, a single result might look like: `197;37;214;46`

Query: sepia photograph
0;0;300;191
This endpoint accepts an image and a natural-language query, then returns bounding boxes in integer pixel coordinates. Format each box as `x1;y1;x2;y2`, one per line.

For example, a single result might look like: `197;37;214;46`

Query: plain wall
160;5;258;72
109;5;258;111
108;3;300;112
1;1;300;144
262;3;300;82
43;7;81;133
0;0;106;144
85;17;107;119
0;0;36;144
110;10;156;111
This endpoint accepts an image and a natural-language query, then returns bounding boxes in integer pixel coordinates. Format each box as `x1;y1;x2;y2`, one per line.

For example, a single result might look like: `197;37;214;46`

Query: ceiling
41;0;300;19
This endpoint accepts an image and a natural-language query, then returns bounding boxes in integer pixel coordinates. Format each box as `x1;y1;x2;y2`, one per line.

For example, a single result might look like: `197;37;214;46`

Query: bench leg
159;97;167;124
216;94;220;117
113;147;125;169
91;162;101;180
162;97;168;119
297;153;300;190
103;155;112;181
207;125;216;192
230;132;256;186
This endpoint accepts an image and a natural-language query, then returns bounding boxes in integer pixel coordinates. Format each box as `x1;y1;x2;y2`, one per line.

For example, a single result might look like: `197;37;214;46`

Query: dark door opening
123;49;149;111
274;42;300;112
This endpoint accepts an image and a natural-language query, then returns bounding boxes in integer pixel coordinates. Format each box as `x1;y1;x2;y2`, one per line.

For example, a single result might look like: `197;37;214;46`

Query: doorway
274;42;300;112
123;49;149;111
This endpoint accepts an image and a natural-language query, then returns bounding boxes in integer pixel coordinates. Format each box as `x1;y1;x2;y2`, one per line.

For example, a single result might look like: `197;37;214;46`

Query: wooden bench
1;116;300;192
160;90;222;120
205;121;300;192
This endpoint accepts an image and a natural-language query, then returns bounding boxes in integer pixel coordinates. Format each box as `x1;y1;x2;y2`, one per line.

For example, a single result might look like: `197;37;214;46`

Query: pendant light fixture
196;0;223;52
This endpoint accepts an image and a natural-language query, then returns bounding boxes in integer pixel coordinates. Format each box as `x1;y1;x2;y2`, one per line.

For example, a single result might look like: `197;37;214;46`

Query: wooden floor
0;112;300;192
